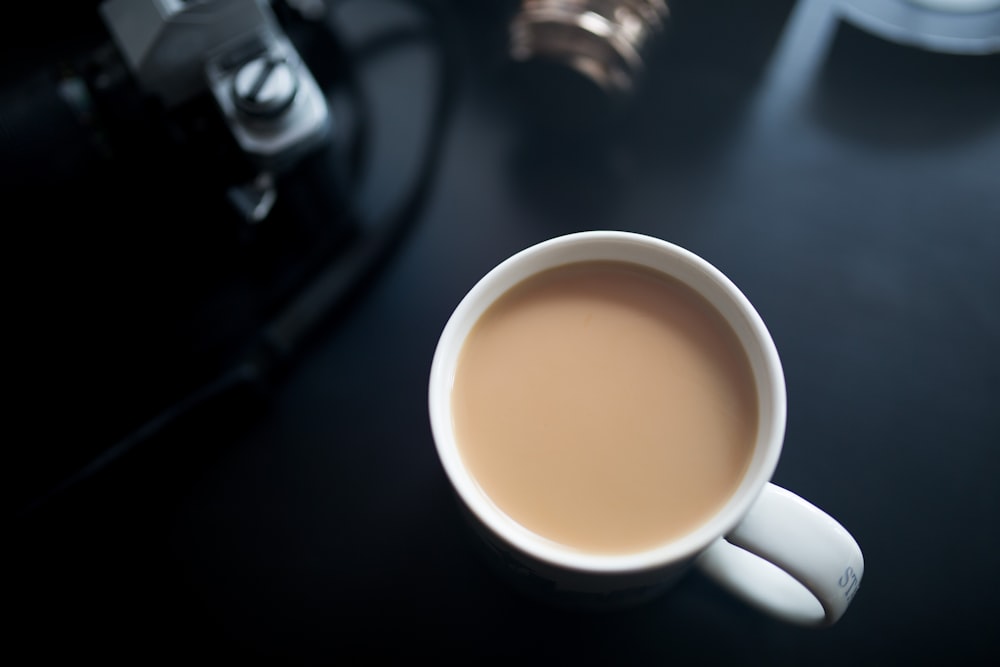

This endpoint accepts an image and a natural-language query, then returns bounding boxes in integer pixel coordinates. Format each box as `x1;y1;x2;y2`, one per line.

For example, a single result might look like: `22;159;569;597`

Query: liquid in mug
452;260;758;555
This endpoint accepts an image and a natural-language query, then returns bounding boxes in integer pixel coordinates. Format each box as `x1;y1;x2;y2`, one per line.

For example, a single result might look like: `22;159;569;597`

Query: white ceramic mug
428;230;863;626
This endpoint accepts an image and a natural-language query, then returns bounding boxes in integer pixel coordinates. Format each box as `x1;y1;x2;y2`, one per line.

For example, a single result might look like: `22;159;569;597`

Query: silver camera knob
231;55;300;120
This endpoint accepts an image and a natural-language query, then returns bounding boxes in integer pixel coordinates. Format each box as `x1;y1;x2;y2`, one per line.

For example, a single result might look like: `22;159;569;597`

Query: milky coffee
452;260;758;555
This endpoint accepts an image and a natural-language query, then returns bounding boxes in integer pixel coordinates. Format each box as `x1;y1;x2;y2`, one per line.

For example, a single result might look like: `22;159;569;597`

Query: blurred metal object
510;0;670;95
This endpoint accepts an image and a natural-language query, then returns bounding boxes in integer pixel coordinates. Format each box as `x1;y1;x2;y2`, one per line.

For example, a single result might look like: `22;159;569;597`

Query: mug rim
428;230;787;574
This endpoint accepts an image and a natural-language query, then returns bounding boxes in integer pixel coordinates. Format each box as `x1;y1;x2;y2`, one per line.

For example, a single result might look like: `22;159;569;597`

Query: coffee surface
452;261;758;554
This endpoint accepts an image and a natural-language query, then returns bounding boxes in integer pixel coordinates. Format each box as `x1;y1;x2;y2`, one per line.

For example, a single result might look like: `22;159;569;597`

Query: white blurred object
907;0;1000;12
838;0;1000;54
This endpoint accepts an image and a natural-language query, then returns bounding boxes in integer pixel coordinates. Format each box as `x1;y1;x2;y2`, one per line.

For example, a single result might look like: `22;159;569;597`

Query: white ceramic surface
429;231;864;625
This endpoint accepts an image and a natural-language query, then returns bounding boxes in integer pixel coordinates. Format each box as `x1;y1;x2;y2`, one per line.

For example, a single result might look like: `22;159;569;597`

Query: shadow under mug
428;230;864;626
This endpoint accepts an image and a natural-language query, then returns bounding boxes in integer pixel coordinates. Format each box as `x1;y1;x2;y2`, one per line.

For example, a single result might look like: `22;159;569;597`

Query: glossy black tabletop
7;0;1000;663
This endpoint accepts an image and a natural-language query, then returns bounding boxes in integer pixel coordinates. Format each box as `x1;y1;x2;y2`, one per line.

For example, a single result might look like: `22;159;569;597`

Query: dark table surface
7;0;1000;663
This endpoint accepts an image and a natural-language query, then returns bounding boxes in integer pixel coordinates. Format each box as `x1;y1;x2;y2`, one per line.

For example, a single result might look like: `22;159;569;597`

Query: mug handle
695;483;864;627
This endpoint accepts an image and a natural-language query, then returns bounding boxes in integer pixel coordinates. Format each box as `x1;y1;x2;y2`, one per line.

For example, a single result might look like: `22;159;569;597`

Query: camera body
100;0;330;172
6;1;356;511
